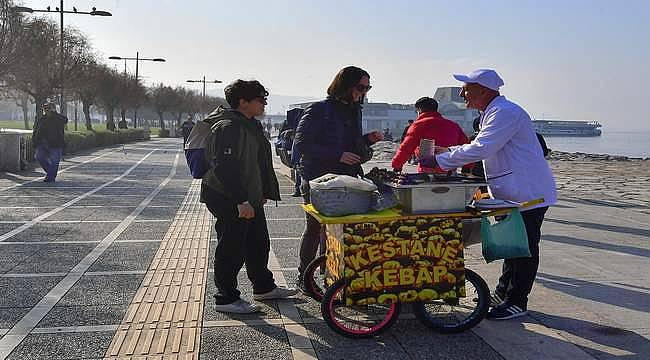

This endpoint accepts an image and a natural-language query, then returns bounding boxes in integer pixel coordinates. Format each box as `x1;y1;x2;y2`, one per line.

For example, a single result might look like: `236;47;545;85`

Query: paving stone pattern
1;138;648;359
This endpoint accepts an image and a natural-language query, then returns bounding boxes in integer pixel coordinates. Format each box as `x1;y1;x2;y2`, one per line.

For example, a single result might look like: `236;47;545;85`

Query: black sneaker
487;303;528;320
489;291;504;307
291;191;301;197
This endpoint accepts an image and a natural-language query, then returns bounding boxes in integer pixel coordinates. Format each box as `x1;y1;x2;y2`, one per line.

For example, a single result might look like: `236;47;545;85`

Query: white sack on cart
309;174;377;192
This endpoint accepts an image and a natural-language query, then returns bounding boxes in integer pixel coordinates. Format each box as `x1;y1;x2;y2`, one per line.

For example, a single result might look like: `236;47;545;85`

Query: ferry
532;120;602;136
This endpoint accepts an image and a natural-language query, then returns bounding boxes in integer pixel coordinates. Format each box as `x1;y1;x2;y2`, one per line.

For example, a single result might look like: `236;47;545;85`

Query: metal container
385;180;486;214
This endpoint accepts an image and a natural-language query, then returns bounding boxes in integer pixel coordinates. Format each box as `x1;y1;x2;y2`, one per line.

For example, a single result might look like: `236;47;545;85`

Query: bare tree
123;77;147;128
203;95;228;113
0;87;33;129
148;83;176;130
169;86;190;128
69;60;104;130
95;66;122;131
7;17;93;118
184;90;201;120
0;0;23;79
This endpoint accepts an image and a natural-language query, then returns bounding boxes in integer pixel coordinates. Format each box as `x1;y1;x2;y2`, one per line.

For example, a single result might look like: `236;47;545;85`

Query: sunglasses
354;84;372;92
253;97;268;105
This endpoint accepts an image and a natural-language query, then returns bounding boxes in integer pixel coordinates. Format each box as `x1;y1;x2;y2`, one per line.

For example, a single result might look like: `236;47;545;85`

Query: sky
20;0;650;131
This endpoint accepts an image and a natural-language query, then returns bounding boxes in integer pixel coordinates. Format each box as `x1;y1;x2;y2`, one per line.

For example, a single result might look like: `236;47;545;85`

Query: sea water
544;131;650;158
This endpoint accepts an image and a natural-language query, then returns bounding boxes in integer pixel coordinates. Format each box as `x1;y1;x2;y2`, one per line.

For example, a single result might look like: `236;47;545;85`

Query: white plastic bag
309;174;377;192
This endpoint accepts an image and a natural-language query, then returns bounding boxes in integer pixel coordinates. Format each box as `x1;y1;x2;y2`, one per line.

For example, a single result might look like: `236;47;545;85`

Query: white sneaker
214;299;261;314
253;286;299;300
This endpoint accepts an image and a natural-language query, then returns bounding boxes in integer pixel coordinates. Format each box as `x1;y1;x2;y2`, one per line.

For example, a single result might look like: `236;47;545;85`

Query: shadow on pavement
537;273;650;313
545;218;650;238
560;198;649;210
542;234;650;258
529;311;650;360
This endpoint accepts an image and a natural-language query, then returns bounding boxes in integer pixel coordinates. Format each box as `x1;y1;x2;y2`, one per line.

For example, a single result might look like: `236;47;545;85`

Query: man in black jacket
33;103;67;182
201;80;297;314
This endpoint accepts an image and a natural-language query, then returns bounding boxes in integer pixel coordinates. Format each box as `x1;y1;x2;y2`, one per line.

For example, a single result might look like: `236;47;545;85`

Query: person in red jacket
392;97;469;173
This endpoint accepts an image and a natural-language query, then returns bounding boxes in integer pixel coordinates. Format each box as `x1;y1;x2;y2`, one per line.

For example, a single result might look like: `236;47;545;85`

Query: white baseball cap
453;69;504;91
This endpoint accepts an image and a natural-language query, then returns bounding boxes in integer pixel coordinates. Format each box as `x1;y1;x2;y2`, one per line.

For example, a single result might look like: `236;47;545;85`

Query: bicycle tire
303;255;327;301
321;278;400;338
413;269;489;333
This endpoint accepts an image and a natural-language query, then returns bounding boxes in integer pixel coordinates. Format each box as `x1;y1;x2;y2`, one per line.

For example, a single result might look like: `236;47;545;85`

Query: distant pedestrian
200;79;297;314
401;119;415;164
425;69;557;320
32;103;68;183
401;119;414;143
180;115;195;145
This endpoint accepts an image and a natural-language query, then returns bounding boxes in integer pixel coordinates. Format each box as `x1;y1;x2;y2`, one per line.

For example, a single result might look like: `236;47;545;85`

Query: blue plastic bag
481;208;531;263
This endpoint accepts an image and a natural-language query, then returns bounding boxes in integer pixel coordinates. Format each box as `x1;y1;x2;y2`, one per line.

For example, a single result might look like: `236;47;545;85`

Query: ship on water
532;120;602;136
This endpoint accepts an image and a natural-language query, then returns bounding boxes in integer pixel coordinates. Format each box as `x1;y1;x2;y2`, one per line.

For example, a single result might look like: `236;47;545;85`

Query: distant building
288;100;416;139
288;88;479;139
433;87;479;135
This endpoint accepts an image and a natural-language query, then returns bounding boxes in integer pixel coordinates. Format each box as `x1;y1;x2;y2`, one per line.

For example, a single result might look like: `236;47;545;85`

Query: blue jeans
35;145;63;181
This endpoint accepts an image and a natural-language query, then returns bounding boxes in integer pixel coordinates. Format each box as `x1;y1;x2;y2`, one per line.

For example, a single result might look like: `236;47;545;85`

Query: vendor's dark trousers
495;206;548;308
204;192;276;305
297;177;326;276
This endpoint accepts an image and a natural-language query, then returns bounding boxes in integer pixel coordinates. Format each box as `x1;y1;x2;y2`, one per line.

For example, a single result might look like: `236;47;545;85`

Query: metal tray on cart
385;174;487;214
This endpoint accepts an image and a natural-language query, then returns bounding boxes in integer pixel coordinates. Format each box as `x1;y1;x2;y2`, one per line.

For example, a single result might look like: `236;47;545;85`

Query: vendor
391;97;469;173
423;69;557;321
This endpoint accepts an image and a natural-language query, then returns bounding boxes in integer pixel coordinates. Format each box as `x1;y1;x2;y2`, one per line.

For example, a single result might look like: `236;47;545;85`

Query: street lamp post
13;2;112;117
109;53;165;127
187;76;222;116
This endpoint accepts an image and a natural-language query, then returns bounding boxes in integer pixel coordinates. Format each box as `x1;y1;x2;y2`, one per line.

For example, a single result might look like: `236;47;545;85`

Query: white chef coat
436;96;557;210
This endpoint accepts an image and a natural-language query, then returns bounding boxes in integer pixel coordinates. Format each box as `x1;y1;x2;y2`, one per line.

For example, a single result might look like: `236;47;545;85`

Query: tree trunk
82;101;93;130
119;108;127;129
106;107;116;131
20;99;30;130
132;108;138;128
158;112;165;130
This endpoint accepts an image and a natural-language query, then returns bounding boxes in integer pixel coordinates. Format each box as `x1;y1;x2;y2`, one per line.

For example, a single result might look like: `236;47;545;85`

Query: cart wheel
413;269;489;333
321;278;400;338
303;255;327;301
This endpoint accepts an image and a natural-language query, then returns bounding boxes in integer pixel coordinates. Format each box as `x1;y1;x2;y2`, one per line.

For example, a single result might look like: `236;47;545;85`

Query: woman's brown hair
327;66;370;103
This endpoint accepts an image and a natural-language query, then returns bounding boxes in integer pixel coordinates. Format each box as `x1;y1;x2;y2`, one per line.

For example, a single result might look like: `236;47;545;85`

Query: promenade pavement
0;137;647;359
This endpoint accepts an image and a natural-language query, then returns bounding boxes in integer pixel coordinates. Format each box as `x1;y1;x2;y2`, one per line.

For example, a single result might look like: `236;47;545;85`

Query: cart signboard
325;217;466;306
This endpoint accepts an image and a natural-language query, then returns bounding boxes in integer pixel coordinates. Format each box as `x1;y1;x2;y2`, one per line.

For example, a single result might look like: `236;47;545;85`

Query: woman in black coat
293;66;383;290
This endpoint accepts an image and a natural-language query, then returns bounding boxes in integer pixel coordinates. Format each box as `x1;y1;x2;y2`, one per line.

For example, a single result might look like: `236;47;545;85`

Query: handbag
480;208;531;263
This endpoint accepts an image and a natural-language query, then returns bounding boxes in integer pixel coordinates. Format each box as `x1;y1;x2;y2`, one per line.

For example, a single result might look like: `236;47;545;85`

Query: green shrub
158;128;170;138
63;128;148;154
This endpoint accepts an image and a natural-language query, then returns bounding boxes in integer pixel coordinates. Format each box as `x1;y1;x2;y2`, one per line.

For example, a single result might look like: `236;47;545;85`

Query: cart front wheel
321;278;400;338
413;269;489;333
303;255;327;301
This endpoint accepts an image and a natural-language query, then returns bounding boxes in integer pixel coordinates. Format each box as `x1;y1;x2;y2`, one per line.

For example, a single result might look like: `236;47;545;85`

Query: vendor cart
302;204;491;338
300;170;543;338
